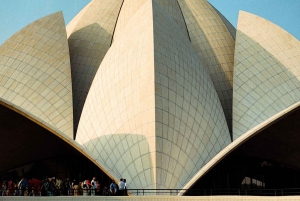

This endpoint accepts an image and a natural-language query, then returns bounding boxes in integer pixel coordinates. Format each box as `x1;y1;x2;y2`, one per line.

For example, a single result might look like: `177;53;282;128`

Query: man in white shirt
91;177;97;196
118;178;125;196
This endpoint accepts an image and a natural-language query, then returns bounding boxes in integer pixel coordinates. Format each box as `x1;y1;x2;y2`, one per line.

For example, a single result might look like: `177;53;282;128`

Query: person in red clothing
32;178;41;196
7;180;13;196
28;179;34;196
96;181;101;195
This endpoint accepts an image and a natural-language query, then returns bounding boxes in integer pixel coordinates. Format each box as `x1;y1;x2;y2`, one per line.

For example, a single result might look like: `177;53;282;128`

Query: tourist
118;178;125;196
102;185;109;195
109;181;118;195
96;181;101;195
63;178;72;195
44;178;55;196
55;177;63;196
32;178;41;196
91;177;97;196
28;178;34;196
18;178;28;196
2;181;7;196
13;181;19;196
124;178;127;195
72;179;79;196
7;180;13;196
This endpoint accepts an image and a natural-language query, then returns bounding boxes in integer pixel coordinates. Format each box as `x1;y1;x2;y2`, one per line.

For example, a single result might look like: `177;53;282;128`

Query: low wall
1;196;300;201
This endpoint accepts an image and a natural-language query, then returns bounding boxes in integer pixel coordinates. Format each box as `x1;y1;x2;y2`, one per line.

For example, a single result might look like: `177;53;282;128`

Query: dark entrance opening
0;103;111;192
185;105;300;196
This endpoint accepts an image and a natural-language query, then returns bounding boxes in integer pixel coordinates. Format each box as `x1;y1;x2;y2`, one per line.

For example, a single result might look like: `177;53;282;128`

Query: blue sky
0;0;299;45
208;0;300;40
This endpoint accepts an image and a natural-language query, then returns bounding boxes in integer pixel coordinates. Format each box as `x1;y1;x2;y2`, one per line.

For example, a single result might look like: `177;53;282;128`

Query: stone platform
1;196;300;201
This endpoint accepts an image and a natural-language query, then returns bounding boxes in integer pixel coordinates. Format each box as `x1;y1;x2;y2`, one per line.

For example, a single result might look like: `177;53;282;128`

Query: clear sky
0;0;299;45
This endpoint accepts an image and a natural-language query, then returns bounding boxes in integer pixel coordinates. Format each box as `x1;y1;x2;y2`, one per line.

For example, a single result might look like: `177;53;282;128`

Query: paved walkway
1;196;300;201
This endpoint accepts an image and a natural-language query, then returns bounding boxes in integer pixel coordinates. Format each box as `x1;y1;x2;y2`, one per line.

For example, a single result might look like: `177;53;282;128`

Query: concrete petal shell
154;0;190;40
209;3;236;39
178;0;235;135
183;102;300;192
66;1;93;37
76;0;231;190
0;11;114;178
114;0;191;42
112;0;148;41
152;1;231;189
76;0;156;189
67;0;123;138
2;0;300;194
0;12;73;138
233;11;300;140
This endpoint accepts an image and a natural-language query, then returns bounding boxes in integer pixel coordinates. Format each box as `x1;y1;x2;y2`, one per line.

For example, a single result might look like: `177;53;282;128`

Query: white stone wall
76;0;156;189
154;0;190;40
67;0;123;137
76;0;231;190
2;0;300;194
112;0;148;42
153;0;230;189
0;12;73;138
209;3;236;39
178;0;235;134
233;11;300;140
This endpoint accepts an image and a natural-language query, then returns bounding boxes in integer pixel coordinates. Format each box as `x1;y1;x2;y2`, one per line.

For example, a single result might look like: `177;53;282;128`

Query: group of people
64;177;101;196
108;178;127;196
1;176;110;196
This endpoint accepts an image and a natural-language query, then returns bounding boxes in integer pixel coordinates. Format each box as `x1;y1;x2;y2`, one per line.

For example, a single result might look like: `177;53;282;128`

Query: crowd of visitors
1;177;127;196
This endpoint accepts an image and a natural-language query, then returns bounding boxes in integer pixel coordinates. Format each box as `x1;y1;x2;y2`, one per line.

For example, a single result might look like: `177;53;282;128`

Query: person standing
28;179;34;196
13;181;19;196
44;178;55;196
81;180;89;196
123;179;127;196
91;177;97;196
18;178;28;196
32;178;41;196
102;186;109;196
118;178;125;196
7;180;13;196
2;181;7;196
55;177;63;196
72;179;79;196
96;181;101;195
63;178;72;196
109;181;118;195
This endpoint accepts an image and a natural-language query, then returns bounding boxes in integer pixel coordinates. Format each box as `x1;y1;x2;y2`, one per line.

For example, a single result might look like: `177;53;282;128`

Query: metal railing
2;188;300;196
128;188;300;196
0;188;101;196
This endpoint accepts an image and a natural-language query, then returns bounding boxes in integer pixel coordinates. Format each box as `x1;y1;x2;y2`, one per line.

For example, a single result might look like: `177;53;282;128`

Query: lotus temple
1;0;300;197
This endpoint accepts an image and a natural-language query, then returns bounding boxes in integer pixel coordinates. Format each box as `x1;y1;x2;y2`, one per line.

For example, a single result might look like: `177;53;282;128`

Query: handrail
2;188;300;196
127;188;300;196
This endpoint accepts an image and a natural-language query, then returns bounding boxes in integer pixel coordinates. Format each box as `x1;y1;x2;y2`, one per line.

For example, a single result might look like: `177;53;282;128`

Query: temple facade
1;0;300;194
